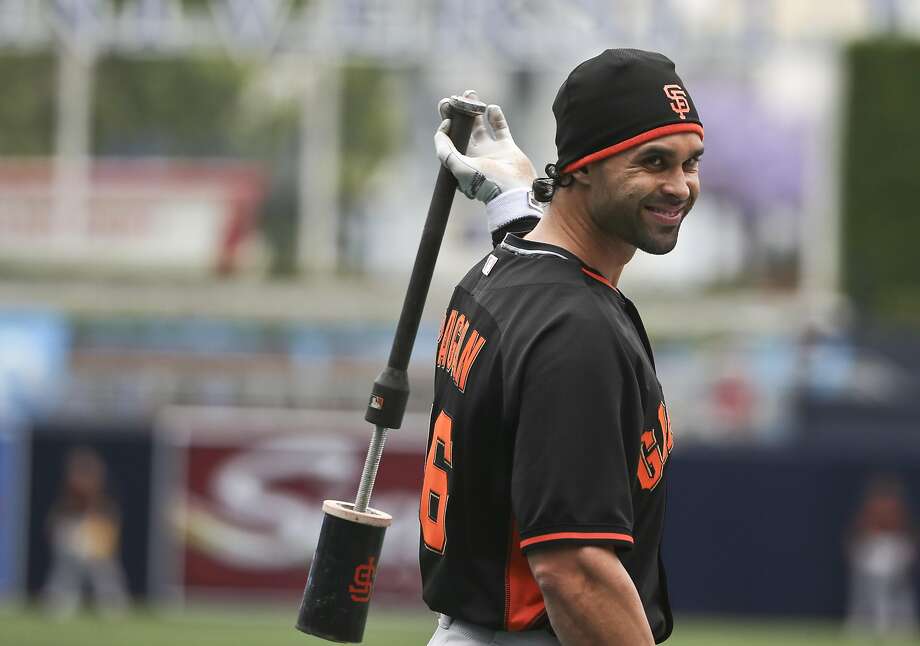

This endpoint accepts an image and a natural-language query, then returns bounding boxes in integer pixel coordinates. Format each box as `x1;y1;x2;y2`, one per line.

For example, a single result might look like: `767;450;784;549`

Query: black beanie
553;49;703;174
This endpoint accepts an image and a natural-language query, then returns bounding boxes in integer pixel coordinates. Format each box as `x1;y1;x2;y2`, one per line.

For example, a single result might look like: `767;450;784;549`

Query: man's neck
523;194;635;287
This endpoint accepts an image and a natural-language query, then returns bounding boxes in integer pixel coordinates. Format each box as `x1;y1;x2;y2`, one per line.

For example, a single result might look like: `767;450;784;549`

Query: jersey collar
499;234;620;292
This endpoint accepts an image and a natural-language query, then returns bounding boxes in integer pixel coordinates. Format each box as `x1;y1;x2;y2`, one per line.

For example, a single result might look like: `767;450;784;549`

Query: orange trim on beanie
561;123;704;174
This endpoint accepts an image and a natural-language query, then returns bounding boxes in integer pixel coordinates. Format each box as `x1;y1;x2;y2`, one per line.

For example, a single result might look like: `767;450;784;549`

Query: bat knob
448;95;487;117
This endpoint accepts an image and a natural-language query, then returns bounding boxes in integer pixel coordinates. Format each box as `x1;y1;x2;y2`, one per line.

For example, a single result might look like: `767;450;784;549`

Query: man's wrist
486;187;544;234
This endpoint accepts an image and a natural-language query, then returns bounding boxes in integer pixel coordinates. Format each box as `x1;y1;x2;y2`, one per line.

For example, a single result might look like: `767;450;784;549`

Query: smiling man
422;49;703;645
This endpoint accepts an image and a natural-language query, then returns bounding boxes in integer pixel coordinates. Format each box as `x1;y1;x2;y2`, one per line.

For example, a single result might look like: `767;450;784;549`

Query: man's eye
645;156;664;168
684;158;701;170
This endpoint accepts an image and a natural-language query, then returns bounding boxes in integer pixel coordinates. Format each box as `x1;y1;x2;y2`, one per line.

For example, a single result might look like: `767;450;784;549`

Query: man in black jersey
421;49;704;645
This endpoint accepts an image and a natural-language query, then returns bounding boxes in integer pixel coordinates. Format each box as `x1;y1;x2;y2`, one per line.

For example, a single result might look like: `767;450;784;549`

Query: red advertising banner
0;160;265;274
151;407;428;604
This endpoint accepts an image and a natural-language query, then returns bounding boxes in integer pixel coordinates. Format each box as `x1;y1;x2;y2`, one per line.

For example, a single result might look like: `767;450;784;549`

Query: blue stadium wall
664;445;920;617
0;425;26;599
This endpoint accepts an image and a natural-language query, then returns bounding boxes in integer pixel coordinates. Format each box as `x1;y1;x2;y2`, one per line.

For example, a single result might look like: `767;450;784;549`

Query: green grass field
0;607;916;645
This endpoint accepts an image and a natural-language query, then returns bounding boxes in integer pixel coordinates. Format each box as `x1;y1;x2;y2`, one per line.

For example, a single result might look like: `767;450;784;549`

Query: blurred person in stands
42;447;128;619
845;476;918;639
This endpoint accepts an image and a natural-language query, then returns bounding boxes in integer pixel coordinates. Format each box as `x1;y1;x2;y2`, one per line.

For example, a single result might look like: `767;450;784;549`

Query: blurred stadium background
1;1;919;644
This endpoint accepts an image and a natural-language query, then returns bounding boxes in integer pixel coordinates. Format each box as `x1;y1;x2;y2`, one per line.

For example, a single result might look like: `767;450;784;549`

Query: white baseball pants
427;614;561;645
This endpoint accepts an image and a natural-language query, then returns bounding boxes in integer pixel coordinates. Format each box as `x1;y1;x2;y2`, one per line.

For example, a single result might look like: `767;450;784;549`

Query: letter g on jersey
637;402;674;491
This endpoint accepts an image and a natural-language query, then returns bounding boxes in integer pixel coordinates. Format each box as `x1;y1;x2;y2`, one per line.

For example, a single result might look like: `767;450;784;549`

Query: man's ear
571;165;591;187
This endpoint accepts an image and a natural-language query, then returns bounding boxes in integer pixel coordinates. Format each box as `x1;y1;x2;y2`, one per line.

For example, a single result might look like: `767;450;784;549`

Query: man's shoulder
456;263;619;345
459;244;586;296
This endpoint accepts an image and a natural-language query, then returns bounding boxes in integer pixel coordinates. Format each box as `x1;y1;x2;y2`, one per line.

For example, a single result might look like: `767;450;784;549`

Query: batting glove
434;90;538;204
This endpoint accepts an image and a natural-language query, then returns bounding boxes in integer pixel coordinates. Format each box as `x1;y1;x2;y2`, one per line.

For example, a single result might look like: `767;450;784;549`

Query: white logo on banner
179;435;356;568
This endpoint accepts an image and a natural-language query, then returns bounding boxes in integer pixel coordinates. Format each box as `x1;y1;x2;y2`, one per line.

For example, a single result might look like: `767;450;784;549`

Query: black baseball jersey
418;233;675;642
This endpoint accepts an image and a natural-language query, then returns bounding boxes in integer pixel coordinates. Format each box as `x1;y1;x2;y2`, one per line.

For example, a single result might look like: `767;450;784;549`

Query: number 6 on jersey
420;410;453;553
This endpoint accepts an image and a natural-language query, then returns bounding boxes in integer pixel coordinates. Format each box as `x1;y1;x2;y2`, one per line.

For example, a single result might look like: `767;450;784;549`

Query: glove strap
486;188;544;234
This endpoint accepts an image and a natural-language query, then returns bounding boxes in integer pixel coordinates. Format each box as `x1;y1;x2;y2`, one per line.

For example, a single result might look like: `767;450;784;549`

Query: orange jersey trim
505;522;546;631
581;267;625;297
562;123;704;174
581;267;615;289
520;531;634;549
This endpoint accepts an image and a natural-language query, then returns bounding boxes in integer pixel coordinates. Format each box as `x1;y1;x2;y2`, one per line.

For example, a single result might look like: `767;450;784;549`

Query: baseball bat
296;95;486;643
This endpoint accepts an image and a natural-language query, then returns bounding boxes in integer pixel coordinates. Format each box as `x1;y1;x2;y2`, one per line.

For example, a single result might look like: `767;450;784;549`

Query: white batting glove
434;90;538;204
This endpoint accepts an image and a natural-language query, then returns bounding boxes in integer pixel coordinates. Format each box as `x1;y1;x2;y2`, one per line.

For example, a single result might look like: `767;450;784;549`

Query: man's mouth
643;204;685;225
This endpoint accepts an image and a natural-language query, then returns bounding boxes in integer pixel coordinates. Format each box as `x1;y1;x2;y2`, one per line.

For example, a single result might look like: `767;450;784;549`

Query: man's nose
661;168;692;202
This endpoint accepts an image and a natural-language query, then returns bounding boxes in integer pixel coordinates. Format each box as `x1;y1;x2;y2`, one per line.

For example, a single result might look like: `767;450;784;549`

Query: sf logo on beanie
663;84;690;119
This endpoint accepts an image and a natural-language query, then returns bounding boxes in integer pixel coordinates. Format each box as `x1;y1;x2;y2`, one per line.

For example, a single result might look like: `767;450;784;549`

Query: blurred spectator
42;448;128;619
710;370;756;438
845;476;918;638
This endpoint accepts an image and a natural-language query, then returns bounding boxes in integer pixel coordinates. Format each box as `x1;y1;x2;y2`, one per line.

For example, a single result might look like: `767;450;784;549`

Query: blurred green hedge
0;53;56;155
843;39;920;325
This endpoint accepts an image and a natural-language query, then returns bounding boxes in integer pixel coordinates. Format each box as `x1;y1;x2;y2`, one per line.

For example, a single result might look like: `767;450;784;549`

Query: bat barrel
296;501;393;643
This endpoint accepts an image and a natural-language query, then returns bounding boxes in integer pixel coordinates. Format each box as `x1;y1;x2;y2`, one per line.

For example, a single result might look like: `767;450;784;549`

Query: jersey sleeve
510;310;637;554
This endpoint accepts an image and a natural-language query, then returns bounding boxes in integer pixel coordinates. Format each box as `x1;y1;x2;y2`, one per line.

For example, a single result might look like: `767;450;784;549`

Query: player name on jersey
435;308;487;393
